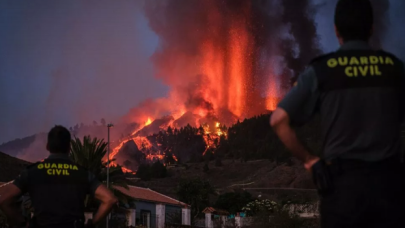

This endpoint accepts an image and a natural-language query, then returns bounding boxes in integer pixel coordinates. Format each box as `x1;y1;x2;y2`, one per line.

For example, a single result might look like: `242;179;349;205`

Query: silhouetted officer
0;126;117;228
271;0;405;227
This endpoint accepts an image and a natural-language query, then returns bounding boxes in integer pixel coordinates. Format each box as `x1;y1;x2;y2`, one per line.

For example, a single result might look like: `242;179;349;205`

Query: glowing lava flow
106;117;155;173
202;122;226;156
145;118;152;126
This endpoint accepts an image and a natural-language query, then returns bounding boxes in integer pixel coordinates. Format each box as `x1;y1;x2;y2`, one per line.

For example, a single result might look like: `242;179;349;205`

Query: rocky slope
134;159;317;202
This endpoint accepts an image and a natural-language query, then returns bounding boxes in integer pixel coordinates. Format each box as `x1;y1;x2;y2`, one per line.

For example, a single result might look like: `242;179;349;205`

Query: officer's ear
46;143;49;152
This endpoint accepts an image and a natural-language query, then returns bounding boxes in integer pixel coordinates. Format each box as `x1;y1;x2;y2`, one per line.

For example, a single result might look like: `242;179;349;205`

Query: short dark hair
335;0;373;41
47;125;71;154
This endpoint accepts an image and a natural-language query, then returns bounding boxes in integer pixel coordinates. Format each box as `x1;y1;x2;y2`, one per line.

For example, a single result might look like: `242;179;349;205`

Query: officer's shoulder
309;52;336;65
25;161;42;170
377;50;403;63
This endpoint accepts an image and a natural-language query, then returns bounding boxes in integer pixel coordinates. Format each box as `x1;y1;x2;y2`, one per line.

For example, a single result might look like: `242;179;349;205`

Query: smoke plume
369;0;390;48
123;0;321;126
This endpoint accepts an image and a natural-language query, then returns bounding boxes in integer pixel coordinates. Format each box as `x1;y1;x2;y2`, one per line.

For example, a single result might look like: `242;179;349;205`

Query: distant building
202;207;230;228
115;185;191;228
0;182;191;228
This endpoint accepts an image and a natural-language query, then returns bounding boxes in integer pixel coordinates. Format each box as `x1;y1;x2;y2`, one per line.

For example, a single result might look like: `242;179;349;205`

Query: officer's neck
47;153;70;160
340;38;370;46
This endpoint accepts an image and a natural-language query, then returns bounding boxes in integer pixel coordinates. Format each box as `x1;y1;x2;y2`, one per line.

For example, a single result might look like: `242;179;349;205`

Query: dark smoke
280;0;322;83
369;0;390;48
142;0;321;118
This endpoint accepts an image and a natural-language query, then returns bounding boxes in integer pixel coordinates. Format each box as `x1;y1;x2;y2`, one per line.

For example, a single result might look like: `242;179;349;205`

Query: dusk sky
0;0;404;144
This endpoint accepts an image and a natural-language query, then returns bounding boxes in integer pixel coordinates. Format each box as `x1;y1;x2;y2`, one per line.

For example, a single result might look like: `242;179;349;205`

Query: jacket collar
339;40;372;51
47;153;71;160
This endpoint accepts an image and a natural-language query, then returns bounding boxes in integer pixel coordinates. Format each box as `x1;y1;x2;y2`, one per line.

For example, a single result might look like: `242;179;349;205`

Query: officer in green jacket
271;0;405;227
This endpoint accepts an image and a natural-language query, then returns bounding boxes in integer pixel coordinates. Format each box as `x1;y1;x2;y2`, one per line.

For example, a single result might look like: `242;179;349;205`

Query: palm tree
70;135;134;208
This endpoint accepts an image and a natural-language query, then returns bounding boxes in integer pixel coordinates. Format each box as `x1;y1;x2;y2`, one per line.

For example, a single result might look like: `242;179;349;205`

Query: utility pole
106;123;114;228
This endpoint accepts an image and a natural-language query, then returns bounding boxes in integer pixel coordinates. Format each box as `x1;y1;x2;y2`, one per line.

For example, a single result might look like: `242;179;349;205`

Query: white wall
156;204;165;228
182;208;191;225
126;209;136;227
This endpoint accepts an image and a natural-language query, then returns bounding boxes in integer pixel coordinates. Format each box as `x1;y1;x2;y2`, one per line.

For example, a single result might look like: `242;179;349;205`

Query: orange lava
145;118;153;126
202;122;226;156
112;0;288;169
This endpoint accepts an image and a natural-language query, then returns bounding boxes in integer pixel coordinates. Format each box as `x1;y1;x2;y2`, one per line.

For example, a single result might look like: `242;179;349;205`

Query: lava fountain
112;0;322;170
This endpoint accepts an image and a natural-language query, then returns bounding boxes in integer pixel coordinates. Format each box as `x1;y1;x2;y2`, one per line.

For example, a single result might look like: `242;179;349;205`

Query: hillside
134;159;317;203
0;151;31;182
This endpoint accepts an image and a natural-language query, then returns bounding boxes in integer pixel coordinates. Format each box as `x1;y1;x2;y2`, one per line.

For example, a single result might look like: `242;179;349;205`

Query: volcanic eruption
110;0;324;171
125;0;321;124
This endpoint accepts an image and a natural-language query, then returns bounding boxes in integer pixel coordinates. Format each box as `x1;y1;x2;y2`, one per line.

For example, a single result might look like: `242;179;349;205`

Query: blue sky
0;0;404;144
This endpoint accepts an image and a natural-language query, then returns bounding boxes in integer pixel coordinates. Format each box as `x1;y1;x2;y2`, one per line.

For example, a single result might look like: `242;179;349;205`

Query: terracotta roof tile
202;207;229;215
115;185;189;208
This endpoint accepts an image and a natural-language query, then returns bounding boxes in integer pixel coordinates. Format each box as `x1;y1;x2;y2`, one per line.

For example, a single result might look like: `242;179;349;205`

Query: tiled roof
202;207;229;215
115;185;189;208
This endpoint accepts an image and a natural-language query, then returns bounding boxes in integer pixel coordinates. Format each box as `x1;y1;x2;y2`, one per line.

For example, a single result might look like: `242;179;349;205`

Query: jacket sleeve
277;66;319;126
13;169;30;194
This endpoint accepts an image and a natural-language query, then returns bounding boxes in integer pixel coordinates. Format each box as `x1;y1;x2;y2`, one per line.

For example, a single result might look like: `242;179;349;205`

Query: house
1;182;191;228
115;185;191;228
202;207;230;228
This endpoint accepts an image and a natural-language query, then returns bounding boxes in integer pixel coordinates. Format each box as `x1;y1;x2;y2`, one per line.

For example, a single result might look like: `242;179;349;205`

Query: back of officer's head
335;0;373;42
47;125;71;154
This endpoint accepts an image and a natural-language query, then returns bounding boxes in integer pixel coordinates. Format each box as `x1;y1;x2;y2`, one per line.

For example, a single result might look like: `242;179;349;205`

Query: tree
101;118;106;126
241;199;279;216
176;178;215;219
151;160;167;178
70;135;133;208
93;120;98;126
136;163;151;181
214;191;253;215
136;161;167;180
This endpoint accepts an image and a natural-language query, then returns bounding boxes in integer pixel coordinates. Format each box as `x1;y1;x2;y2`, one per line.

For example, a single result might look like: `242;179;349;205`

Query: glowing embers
145;117;153;126
201;122;226;156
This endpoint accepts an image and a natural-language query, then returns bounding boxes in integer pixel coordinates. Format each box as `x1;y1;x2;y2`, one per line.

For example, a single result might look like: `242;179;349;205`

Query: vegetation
139;114;322;166
242;199;279;216
69;135;133;207
214;191;253;215
249;210;315;228
242;199;319;228
135;160;167;181
176;178;216;219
